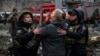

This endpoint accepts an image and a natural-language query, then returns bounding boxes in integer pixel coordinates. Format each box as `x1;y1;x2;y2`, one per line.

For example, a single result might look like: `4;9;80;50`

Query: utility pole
39;0;43;26
55;0;62;9
0;0;3;12
15;0;17;8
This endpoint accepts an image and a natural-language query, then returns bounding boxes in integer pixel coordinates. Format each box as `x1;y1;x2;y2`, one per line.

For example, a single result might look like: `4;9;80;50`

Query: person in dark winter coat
7;8;18;35
34;9;67;56
14;12;39;56
57;9;89;56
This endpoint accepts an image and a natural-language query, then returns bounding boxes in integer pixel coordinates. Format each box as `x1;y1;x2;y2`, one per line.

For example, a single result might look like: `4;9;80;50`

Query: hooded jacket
65;9;89;56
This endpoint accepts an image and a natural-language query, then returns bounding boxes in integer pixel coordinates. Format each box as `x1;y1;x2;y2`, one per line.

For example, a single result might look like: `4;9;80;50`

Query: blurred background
0;0;100;56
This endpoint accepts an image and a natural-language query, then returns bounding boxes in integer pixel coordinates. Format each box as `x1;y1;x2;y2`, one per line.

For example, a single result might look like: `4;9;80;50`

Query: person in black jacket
57;9;88;56
14;12;39;56
34;9;67;56
7;8;18;35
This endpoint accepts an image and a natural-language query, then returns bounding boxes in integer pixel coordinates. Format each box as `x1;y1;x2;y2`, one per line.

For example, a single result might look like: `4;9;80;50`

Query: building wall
0;0;99;12
0;0;53;12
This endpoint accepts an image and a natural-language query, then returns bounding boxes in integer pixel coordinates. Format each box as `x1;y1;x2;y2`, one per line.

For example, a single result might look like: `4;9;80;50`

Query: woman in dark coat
34;9;67;56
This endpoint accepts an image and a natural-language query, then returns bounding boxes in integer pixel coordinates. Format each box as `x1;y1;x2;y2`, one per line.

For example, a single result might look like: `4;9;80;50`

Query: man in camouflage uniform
13;12;39;56
58;9;88;56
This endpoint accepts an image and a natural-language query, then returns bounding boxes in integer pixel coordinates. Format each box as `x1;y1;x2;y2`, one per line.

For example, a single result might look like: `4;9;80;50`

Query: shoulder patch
17;30;22;33
82;26;86;30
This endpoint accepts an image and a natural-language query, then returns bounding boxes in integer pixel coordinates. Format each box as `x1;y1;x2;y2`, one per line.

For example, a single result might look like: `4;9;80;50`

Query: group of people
8;8;89;56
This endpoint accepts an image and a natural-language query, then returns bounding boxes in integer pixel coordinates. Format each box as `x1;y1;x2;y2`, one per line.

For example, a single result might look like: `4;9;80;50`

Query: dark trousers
70;44;87;56
66;45;71;56
13;46;38;56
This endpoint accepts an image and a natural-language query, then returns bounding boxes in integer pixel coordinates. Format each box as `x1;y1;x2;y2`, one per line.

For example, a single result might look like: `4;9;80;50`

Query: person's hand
33;28;42;35
86;47;91;52
57;28;67;35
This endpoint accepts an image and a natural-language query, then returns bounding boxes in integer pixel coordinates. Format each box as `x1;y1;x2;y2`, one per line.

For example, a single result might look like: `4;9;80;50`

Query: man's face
66;12;77;21
13;10;17;14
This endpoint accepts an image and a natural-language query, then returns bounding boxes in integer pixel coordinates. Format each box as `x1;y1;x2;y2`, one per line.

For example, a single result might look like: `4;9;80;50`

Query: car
0;12;11;23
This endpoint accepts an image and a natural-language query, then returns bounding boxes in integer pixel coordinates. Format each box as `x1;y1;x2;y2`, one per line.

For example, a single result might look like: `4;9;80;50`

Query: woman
34;9;66;56
14;12;39;56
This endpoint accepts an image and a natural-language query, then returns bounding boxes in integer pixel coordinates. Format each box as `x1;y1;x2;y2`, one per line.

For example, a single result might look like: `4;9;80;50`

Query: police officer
58;9;88;56
14;12;39;56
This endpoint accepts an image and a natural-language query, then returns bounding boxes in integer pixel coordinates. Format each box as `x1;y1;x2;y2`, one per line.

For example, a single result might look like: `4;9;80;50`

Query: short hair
51;9;64;22
68;9;77;16
12;8;17;12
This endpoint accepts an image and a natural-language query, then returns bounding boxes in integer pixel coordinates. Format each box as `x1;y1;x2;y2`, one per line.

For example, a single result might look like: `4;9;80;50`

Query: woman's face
23;14;33;23
49;11;56;22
